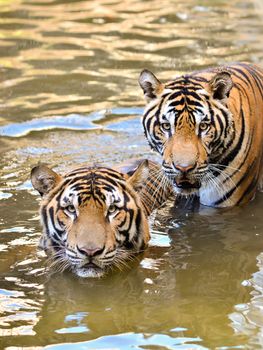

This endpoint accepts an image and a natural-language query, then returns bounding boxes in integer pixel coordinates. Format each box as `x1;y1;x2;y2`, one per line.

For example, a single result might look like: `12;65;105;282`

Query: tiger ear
115;159;146;177
209;70;233;103
127;159;149;192
139;69;164;103
31;164;63;197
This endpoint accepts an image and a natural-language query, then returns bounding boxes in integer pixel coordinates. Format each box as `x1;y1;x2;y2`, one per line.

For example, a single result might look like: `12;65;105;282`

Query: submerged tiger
31;159;172;278
139;62;263;207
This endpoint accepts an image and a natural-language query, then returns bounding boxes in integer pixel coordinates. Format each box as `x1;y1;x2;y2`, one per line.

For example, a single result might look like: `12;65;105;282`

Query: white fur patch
75;267;104;278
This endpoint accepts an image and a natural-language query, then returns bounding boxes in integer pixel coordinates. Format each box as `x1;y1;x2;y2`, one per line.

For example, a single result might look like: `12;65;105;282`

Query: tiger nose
77;245;103;257
174;162;196;173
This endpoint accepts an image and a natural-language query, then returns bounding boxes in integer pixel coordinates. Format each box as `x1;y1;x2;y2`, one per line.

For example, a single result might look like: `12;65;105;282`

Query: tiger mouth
172;178;201;193
82;262;100;269
75;262;105;278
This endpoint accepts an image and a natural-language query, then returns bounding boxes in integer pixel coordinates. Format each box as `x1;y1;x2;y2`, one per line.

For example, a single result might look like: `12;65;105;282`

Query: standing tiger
139;62;263;207
31;159;172;278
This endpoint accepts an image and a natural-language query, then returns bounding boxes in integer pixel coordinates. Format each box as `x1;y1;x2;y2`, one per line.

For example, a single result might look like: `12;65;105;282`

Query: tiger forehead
165;75;204;89
64;172;124;193
58;167;126;205
159;77;209;118
163;86;208;101
65;166;124;180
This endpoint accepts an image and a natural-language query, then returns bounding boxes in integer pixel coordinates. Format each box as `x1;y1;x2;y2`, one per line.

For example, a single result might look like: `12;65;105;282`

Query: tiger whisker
208;165;238;189
209;163;241;173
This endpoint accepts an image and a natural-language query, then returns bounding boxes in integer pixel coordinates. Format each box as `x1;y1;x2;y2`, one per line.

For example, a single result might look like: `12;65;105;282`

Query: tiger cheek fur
139;63;263;207
40;200;69;252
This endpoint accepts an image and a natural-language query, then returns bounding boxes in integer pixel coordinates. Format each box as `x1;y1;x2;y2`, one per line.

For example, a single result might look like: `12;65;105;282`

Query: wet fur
139;62;263;207
31;160;172;278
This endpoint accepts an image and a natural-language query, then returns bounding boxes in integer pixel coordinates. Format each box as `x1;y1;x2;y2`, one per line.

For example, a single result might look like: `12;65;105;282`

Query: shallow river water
1;0;263;349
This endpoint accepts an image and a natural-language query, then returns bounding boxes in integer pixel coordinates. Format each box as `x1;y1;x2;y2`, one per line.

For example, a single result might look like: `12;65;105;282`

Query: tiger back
139;62;263;207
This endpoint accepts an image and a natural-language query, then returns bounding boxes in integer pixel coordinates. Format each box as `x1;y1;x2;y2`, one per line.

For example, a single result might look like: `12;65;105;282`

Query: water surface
1;0;263;348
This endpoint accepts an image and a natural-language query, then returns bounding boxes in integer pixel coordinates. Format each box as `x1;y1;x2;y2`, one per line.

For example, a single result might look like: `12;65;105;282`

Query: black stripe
134;209;142;243
220;109;245;167
237;175;258;205
214;159;257;206
41;206;49;236
229;66;251;87
48;206;64;237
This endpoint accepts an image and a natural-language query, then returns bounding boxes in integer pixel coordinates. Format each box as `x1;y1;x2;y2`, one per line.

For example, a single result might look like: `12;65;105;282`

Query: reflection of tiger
31;160;172;278
139;62;263;207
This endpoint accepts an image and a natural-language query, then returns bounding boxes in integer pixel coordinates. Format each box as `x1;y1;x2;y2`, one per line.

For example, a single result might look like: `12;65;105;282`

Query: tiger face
31;162;150;278
139;69;234;200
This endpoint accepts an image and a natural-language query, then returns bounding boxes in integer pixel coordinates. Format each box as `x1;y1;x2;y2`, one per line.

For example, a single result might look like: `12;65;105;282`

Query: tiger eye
199;122;208;131
65;205;76;214
108;204;117;214
161;122;171;131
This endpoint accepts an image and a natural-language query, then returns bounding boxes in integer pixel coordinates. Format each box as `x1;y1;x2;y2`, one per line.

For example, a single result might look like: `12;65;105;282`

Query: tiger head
139;68;234;197
31;162;150;278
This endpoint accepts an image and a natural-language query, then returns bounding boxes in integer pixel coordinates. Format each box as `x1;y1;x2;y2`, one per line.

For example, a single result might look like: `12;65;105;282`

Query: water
1;0;263;348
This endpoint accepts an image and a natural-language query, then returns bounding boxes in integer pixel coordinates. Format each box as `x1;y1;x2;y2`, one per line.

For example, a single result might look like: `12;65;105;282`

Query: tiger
139;62;263;208
31;159;172;278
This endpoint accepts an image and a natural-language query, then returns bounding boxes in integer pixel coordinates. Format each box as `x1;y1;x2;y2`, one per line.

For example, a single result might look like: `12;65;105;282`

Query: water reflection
3;195;263;348
230;251;263;348
1;0;263;348
0;107;143;137
0;0;263;123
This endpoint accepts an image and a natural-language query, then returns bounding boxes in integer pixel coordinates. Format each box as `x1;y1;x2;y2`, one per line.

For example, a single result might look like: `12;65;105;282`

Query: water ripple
43;332;208;350
0;108;143;137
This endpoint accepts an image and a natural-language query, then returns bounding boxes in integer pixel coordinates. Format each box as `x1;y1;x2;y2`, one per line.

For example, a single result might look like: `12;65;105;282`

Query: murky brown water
1;0;263;348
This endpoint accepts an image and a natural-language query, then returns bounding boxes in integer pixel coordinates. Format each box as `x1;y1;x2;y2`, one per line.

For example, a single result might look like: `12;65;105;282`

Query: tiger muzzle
172;171;201;191
169;161;200;190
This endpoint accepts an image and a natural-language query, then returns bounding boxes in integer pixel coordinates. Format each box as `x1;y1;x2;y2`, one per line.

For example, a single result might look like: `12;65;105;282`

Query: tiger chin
31;160;171;278
139;62;263;208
